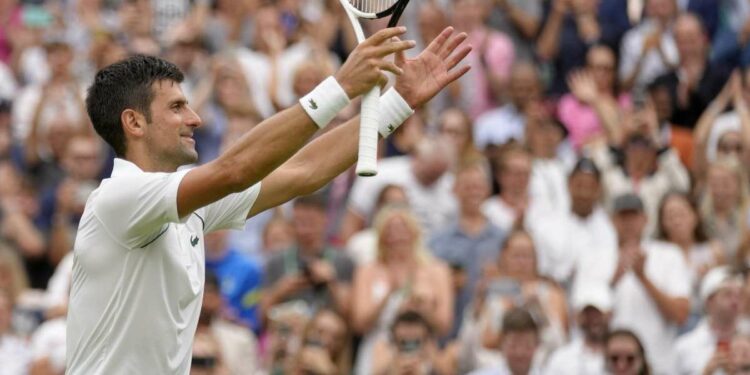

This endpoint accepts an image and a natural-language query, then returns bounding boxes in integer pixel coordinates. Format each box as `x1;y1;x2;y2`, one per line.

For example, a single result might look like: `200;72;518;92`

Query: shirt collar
111;158;145;178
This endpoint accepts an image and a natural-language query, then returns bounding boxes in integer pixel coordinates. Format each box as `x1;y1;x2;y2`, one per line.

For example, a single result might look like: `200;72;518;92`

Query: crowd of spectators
6;0;750;374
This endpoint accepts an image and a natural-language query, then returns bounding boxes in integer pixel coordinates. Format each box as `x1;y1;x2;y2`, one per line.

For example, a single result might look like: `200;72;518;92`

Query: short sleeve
94;169;190;248
198;182;262;233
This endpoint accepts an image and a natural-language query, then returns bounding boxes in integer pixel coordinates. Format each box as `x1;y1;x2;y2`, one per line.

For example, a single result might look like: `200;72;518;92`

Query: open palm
395;27;472;109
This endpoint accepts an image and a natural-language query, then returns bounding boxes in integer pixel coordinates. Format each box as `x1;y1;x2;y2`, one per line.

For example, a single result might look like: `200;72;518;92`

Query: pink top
557;93;632;151
467;29;515;119
0;7;23;64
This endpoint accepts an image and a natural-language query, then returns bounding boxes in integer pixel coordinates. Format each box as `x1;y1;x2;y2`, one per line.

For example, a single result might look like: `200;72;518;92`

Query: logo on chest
190;235;199;247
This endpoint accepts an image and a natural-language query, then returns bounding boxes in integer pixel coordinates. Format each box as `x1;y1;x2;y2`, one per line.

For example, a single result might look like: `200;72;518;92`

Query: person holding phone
370;310;439;375
673;266;742;374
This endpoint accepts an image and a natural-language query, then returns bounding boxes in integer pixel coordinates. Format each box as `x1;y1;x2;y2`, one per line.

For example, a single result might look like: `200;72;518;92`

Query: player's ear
121;109;147;138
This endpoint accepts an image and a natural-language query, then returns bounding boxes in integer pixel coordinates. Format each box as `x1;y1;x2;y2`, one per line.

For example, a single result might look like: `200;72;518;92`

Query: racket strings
349;0;397;14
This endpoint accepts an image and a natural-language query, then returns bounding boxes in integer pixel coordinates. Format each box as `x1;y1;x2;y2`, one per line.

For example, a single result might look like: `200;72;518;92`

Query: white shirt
473;104;525;150
618;20;679;91
543;338;605;375
31;317;67;374
529;158;570;215
347;156;457;236
66;159;261;375
346;228;377;266
611;240;691;375
0;334;31;375
673;319;716;375
529;207;618;288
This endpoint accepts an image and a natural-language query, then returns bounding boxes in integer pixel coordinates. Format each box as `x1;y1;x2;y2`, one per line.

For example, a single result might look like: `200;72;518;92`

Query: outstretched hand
395;27;472;109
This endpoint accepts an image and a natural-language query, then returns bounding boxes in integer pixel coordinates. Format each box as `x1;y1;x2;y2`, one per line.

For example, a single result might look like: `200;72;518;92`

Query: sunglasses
608;353;639;366
718;141;744;154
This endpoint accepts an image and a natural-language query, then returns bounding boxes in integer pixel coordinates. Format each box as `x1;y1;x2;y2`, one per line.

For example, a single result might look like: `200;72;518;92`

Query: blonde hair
0;243;29;303
372;205;431;264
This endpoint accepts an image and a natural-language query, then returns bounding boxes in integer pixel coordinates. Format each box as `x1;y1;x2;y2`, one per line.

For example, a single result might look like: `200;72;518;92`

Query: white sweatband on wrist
378;88;415;138
299;76;351;129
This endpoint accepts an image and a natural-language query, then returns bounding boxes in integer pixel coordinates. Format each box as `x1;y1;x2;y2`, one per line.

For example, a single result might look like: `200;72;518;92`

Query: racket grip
356;86;380;177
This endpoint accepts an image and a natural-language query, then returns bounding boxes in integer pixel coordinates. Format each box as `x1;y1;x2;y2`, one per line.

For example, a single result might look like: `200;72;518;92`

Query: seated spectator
590;113;690;236
469;230;568;354
604;329;651;375
693;71;750;180
673;266;742;374
371;310;441;375
609;193;691;374
474;62;541;150
341;136;457;241
654;13;732;130
261;194;354;321
468;307;544;374
451;0;515;119
482;143;540;233
525;101;572;214
618;0;679;92
429;161;505;338
536;0;628;95
529;158;617;290
0;288;31;375
559;45;631;151
36;135;103;267
301;309;351;375
352;205;453;374
204;230;263;333
544;284;612;374
657;191;725;330
699;157;750;259
198;271;259;375
487;0;543;61
438;107;484;168
346;184;409;266
261;215;295;260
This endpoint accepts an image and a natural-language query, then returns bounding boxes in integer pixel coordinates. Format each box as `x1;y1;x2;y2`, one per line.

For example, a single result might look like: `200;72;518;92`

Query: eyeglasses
718;141;744;154
608;353;638;366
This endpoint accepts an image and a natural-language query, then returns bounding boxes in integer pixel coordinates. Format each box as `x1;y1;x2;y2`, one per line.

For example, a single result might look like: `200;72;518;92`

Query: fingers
445;65;471;85
439;32;468;60
425;26;454;55
445;44;472;71
377;60;404;76
365;26;408;46
371;39;416;57
394;37;407;67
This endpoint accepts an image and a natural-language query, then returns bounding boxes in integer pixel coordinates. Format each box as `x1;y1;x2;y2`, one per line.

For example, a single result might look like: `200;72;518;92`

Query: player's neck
124;150;180;173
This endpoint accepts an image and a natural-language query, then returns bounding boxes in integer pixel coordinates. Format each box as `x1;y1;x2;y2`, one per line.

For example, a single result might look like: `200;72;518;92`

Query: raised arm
176;28;413;218
536;0;567;61
248;27;472;217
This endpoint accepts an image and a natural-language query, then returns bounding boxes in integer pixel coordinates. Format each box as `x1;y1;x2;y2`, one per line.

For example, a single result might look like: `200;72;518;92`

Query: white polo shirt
66;159;261;375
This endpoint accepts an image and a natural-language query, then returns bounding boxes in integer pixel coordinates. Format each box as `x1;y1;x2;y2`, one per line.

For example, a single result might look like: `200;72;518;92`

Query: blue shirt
428;220;505;338
205;249;263;333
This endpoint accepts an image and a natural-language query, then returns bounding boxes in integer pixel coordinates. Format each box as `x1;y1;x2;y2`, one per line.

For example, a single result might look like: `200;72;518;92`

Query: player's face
146;80;202;169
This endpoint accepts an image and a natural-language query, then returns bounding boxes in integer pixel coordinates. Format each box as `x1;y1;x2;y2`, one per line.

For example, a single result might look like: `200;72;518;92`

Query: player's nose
185;105;202;128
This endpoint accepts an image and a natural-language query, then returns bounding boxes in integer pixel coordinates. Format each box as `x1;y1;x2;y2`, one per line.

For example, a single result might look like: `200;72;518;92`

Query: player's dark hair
86;54;184;157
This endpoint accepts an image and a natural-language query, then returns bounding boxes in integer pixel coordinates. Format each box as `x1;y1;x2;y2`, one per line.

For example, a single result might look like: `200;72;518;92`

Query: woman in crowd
699;157;750;260
465;229;568;365
657;191;725;331
559;45;631;151
605;329;651;375
438;107;484;169
300;309;351;375
351;205;453;375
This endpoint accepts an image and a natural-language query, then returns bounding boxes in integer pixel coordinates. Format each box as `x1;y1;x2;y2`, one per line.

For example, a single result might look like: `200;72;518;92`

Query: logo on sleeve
190;235;199;247
308;99;318;110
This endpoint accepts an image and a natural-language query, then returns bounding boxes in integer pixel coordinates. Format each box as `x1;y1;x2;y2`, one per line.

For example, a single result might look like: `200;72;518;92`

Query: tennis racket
339;0;411;177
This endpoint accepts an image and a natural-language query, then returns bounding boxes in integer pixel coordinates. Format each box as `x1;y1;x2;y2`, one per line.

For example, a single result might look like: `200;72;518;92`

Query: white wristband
299;76;351;129
378;88;414;138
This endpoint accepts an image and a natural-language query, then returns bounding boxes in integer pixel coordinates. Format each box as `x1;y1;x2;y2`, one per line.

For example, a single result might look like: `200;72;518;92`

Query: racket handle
356;85;380;177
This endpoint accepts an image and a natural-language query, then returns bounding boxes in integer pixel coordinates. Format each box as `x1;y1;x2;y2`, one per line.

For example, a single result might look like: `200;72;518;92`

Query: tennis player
65;26;470;374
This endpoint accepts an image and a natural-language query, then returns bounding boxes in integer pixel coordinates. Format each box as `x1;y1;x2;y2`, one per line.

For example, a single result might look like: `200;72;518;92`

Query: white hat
700;266;737;305
707;112;741;162
572;283;613;312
